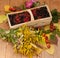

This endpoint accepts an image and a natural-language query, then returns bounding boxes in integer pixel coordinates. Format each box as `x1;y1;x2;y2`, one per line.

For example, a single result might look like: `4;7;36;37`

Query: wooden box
7;5;52;28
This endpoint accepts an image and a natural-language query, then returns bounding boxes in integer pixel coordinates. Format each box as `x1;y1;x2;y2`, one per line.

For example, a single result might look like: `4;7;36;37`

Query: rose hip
15;18;20;24
50;23;56;32
44;35;50;48
47;43;50;48
9;7;16;11
24;17;29;22
42;33;46;37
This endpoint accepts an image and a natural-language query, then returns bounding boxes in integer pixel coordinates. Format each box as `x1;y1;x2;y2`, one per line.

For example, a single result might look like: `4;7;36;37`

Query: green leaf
51;9;60;23
55;30;60;37
33;1;40;7
9;37;17;44
51;9;58;23
53;29;60;37
20;5;26;10
0;29;6;38
44;30;50;34
0;28;5;33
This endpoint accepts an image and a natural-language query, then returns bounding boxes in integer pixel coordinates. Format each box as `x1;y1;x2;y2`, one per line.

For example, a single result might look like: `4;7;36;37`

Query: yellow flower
28;51;33;58
13;44;18;53
28;44;32;49
26;50;30;55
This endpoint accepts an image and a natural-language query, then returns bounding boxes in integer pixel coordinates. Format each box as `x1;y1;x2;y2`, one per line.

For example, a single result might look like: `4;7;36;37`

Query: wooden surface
0;0;60;58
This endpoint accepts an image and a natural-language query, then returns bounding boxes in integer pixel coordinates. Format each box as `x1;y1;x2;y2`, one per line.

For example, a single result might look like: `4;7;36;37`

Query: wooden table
0;0;60;58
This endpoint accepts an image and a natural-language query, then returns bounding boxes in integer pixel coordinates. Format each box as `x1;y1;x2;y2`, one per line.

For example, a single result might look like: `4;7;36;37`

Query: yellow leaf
13;44;18;53
4;5;10;12
54;23;60;31
40;36;47;48
0;15;7;23
28;52;33;58
44;25;50;30
46;45;54;54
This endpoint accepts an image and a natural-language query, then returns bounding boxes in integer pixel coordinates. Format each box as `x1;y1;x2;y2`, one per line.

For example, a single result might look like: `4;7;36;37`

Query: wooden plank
0;22;9;30
49;0;60;11
41;51;45;58
57;37;60;58
44;51;54;58
37;53;42;58
15;53;22;58
5;43;16;58
21;55;28;58
0;0;9;14
10;0;25;6
33;56;37;58
53;45;58;58
0;40;7;58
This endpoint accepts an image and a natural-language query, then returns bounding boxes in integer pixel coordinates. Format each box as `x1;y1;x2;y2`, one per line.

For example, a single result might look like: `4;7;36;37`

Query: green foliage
51;9;60;23
51;9;58;23
20;5;26;10
43;30;51;34
52;29;60;37
0;29;18;44
33;1;40;7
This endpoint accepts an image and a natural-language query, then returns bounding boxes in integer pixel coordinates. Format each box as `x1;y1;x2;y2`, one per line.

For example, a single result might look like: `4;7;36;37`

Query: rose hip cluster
9;6;22;12
31;7;50;20
8;11;31;26
50;23;56;32
43;33;50;48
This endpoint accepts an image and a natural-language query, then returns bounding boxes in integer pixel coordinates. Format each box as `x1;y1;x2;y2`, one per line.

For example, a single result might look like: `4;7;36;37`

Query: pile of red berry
50;23;56;32
31;7;50;20
8;11;31;26
9;6;22;12
43;33;50;48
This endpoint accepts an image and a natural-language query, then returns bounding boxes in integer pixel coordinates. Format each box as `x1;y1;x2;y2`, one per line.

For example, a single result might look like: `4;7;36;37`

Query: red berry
24;17;29;22
9;7;16;11
45;36;48;40
50;26;53;31
32;9;36;16
16;18;20;22
15;15;19;19
14;18;20;24
50;22;56;29
45;39;50;43
24;12;30;17
47;43;50;48
52;26;55;29
42;33;46;37
50;22;54;26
